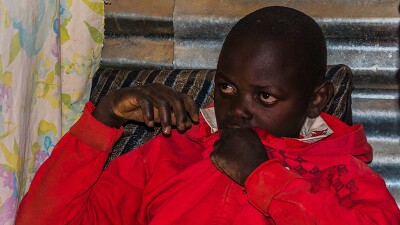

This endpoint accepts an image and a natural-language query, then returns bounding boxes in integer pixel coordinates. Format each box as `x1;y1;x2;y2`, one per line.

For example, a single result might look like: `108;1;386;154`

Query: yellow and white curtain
0;0;104;224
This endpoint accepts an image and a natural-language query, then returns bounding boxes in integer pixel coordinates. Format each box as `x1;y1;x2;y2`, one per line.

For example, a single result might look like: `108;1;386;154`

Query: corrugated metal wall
102;0;400;205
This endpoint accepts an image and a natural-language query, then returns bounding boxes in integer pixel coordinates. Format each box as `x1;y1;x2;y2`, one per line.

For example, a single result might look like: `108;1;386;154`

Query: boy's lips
221;121;251;129
225;124;242;129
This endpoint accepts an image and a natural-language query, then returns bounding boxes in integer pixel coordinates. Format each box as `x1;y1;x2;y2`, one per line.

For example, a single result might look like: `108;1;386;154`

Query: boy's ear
307;81;334;118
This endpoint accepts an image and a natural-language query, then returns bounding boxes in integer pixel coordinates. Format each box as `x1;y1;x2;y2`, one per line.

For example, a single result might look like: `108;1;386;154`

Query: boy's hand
92;83;199;134
210;128;269;186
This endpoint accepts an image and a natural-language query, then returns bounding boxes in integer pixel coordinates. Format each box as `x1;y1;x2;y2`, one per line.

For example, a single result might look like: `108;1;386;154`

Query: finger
156;98;172;134
183;95;199;123
185;119;193;129
213;139;223;149
170;112;177;126
219;129;231;139
170;95;188;131
168;112;190;130
210;151;224;172
135;96;155;127
211;153;227;173
144;89;172;133
145;86;177;127
220;128;245;139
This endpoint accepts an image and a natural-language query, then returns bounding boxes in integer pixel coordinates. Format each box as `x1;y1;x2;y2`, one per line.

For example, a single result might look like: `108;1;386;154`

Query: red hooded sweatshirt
16;102;400;225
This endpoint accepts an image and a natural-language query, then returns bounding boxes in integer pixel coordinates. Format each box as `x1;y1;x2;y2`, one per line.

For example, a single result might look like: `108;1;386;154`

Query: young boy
16;6;399;225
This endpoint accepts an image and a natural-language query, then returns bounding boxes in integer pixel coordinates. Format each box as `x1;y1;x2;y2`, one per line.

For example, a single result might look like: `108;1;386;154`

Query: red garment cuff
70;102;124;152
245;159;301;215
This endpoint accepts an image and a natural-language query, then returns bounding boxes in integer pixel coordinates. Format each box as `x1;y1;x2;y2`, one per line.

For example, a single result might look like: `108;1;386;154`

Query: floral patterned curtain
0;0;104;224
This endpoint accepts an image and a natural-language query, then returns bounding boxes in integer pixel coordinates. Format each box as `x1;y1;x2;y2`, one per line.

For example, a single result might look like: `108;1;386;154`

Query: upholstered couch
90;64;353;165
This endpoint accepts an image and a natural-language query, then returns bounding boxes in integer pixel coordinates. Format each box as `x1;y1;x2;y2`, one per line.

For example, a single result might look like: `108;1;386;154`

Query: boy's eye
219;83;236;95
259;92;277;104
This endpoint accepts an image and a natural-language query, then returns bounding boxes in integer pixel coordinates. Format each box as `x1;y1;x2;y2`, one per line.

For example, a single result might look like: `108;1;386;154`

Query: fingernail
164;126;171;134
148;121;154;127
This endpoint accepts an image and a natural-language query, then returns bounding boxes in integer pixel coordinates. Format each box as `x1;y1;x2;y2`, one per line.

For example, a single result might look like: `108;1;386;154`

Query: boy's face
214;37;313;138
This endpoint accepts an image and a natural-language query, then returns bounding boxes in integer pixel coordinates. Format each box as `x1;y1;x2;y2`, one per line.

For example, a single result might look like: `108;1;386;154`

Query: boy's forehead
217;35;311;94
218;35;304;77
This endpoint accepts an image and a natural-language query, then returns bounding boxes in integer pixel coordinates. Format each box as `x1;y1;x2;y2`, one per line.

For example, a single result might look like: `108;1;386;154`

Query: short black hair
222;6;327;87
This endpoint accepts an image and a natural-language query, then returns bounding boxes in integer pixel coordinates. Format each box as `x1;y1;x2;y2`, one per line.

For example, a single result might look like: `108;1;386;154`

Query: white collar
200;107;333;143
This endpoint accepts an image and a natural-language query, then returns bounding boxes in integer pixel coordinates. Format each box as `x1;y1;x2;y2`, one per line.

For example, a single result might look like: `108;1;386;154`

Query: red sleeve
16;102;148;225
245;159;400;225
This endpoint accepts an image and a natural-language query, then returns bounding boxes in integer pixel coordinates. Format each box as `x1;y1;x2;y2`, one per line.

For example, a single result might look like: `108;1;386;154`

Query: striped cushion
324;64;353;125
90;65;353;162
90;70;215;163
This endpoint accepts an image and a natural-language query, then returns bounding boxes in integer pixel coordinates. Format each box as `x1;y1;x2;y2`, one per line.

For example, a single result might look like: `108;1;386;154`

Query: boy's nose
228;99;253;120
